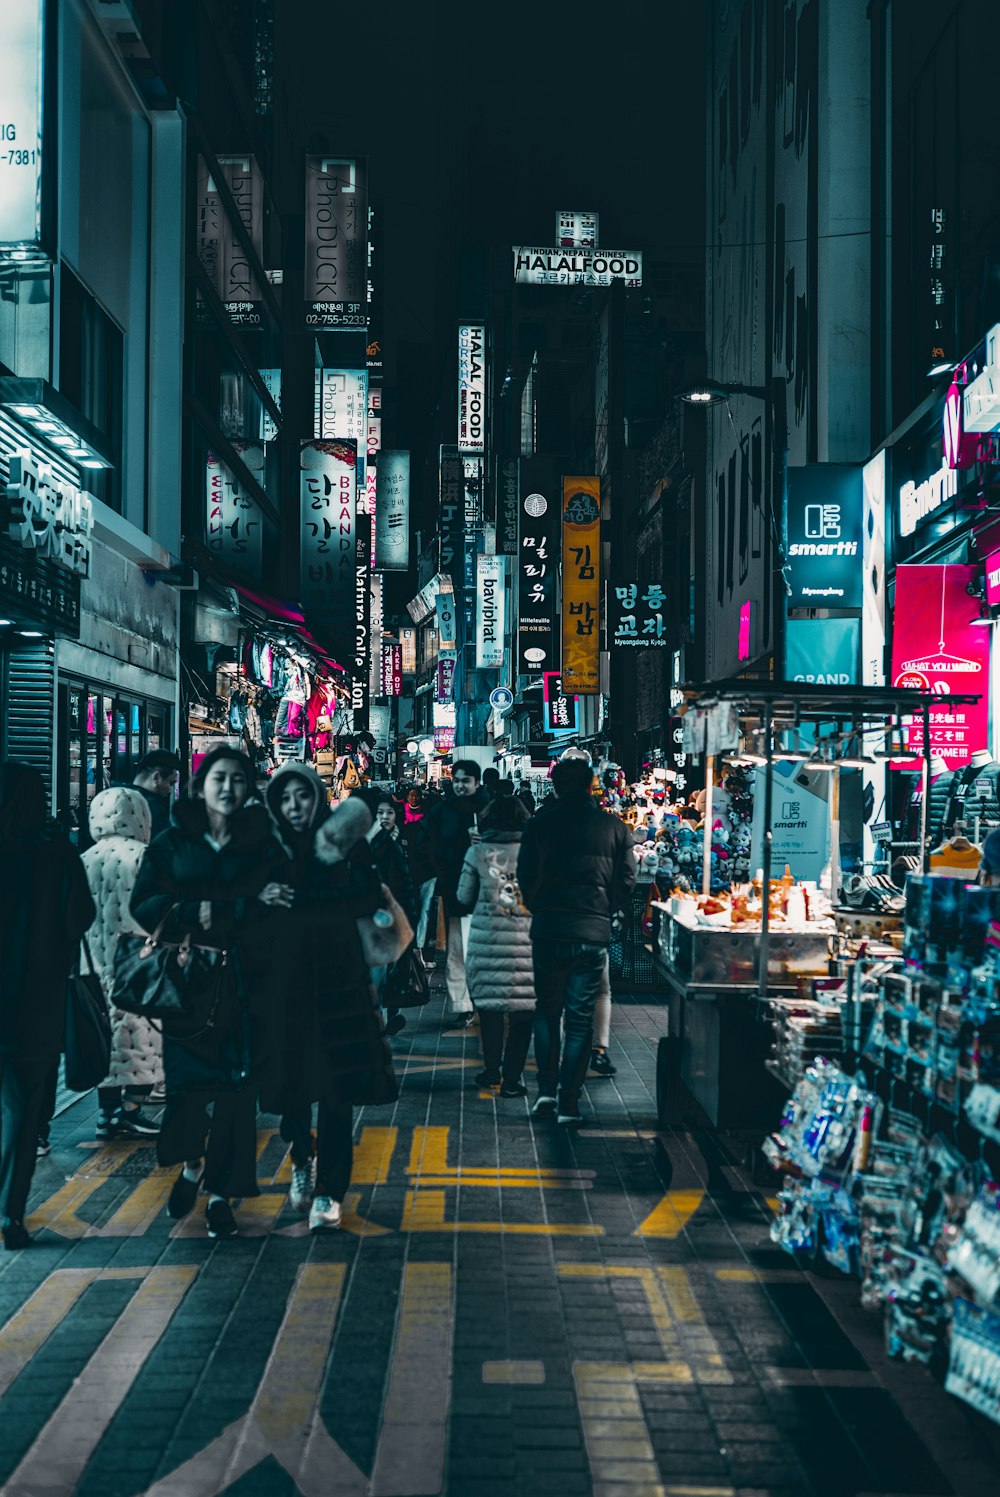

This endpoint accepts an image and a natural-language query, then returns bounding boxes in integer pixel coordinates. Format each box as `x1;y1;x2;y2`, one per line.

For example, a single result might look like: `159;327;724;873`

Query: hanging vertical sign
400;627;417;674
476;554;505;669
496;458;519;555
375;450;410;570
543;672;578;732
367;569;384;698
437;654;456;704
315;369;368;447
458;323;487;454
439;448;464;576
561;476;601;694
436;590;457;651
299;438;357;658
352;514;371;726
556;211;599;248
206;445;263;579
517;458;558;675
608;582;668;645
216;155;264;326
380;642;402;696
304;156;368;328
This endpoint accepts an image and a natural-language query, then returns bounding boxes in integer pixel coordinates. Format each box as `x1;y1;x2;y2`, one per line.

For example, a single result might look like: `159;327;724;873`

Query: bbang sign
890;564;989;771
514;247;642;288
458;324;486;454
299;438;357;657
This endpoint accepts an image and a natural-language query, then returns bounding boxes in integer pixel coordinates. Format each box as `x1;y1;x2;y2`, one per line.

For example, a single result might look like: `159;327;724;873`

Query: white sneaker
309;1195;342;1232
289;1158;316;1213
531;1095;557;1119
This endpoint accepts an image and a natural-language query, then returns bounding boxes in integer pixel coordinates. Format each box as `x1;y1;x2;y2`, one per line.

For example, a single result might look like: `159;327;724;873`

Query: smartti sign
785;465;863;609
513;247;642;288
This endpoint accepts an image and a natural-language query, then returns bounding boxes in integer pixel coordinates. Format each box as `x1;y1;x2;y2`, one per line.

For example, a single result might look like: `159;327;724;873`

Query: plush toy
315;796;372;863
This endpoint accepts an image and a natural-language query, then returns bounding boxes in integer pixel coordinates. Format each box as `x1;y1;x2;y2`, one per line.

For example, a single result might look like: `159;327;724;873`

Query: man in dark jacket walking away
517;756;635;1125
132;750;180;840
421;760;490;1024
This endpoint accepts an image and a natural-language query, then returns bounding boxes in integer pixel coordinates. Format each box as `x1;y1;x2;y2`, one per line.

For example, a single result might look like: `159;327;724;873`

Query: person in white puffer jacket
81;786;163;1140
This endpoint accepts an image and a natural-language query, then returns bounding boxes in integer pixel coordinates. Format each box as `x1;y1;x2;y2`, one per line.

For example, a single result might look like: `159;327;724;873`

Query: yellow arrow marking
633;1188;705;1238
4;1266;197;1497
26;1142;146;1238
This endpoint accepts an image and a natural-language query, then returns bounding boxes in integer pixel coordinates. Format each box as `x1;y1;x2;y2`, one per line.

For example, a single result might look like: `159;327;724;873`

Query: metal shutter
4;641;55;805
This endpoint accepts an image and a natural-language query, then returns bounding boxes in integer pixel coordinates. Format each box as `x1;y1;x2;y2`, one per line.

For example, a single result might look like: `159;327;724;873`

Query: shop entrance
56;678;173;846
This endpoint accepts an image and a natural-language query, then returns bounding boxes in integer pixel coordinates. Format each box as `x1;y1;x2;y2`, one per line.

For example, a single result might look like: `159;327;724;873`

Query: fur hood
314;797;373;864
88;786;152;846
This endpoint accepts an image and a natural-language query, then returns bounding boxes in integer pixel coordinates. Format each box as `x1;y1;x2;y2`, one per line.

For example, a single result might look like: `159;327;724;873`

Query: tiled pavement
2;982;1000;1496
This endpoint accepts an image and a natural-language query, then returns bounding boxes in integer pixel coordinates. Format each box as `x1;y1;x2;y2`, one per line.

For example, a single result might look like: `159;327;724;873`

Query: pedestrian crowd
0;749;635;1248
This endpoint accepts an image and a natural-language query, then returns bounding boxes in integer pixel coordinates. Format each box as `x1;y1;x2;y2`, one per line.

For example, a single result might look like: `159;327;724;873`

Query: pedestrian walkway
1;982;998;1496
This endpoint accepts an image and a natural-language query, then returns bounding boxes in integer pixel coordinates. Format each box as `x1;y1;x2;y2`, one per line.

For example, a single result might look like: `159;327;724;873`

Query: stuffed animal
314;797;372;863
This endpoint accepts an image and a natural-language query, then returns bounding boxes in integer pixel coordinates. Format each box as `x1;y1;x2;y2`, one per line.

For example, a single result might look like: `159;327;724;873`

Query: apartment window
59;264;123;511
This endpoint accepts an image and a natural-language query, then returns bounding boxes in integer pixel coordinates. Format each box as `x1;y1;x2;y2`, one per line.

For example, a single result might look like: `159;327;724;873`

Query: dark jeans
479;1011;534;1083
98;1084;152;1115
157;1090;260;1199
281;1099;354;1201
0;1050;57;1225
531;940;607;1103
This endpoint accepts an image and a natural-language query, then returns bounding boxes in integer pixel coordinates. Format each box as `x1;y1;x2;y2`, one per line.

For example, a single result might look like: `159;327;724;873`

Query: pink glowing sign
737;600;752;662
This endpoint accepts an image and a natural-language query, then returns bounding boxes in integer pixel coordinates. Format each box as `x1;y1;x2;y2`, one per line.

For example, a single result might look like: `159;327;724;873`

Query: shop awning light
679;381;730;406
0;377;114;470
927;359;955;378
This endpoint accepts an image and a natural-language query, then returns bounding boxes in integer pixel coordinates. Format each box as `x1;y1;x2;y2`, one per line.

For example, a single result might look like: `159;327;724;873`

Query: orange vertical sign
561;476;601;695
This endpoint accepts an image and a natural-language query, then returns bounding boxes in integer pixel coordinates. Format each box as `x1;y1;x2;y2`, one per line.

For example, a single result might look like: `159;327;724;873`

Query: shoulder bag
111;907;230;1033
384;945;430;1008
65;934;112;1092
356;883;414;968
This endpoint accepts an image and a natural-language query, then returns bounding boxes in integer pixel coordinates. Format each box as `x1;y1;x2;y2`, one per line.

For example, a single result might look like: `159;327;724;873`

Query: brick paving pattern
0;982;998;1495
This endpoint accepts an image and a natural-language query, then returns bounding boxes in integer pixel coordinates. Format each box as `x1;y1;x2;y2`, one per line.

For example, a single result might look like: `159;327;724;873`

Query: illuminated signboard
304;157;368;329
513;246;641;288
0;1;46;256
475;554;505;670
458;323;486;454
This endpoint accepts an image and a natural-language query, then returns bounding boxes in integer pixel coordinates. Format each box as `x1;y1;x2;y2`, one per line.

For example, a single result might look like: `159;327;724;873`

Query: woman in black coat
0;762;96;1249
264;765;398;1231
129;747;289;1239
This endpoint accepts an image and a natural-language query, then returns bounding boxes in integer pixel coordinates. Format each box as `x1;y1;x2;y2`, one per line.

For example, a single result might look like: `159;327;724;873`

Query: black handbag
65;935;112;1092
384;944;430;1008
111;908;230;1033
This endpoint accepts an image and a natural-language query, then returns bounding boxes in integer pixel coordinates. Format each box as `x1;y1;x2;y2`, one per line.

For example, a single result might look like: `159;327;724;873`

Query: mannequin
942;750;1000;841
907;754;952;850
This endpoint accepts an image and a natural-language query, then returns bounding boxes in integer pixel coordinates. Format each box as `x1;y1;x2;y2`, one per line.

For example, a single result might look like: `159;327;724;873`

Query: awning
228;581;349;682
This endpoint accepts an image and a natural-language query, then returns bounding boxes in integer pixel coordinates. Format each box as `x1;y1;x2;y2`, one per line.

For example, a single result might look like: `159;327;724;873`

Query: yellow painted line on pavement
353;1126;399;1184
98;1168;176;1236
407;1125;595;1187
0;1268;100;1397
5;1265;197;1497
147;1263;369;1496
482;1360;545;1384
371;1263;453;1497
25;1142;145;1238
633;1189;705;1238
400;1188;603;1236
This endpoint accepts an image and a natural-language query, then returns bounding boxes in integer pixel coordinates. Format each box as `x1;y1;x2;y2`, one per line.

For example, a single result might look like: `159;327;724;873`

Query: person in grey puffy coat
81;787;163;1140
456;796;536;1096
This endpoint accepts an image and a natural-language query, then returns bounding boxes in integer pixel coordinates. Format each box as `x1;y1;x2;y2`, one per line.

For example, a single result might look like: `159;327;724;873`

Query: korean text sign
561;477;601;693
517;458;558;675
890;564;989;771
609;582;667;646
299;438;357;660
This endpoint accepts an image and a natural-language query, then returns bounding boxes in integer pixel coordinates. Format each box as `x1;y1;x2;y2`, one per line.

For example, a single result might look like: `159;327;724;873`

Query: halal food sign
514;246;642;288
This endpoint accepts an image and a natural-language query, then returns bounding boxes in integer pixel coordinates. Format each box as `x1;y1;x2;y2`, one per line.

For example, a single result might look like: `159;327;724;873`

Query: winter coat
263;764;398;1111
400;810;434;886
422;786;491;915
456;830;536;1013
129;799;286;1095
0;822;96;1057
368;826;417;927
517;794;637;946
135;784;172;841
80;787;163;1089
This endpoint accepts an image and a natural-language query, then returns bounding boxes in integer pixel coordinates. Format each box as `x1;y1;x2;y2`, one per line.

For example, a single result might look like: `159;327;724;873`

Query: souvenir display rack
766;874;1000;1430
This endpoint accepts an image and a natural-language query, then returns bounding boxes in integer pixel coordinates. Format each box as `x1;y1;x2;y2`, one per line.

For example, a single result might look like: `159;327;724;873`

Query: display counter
654;902;833;1134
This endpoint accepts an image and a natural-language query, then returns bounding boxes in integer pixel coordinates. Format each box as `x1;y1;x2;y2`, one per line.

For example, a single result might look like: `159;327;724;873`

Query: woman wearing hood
0;762;96;1250
82;787;164;1140
130;747;289;1239
455;795;536;1095
264;764;398;1232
